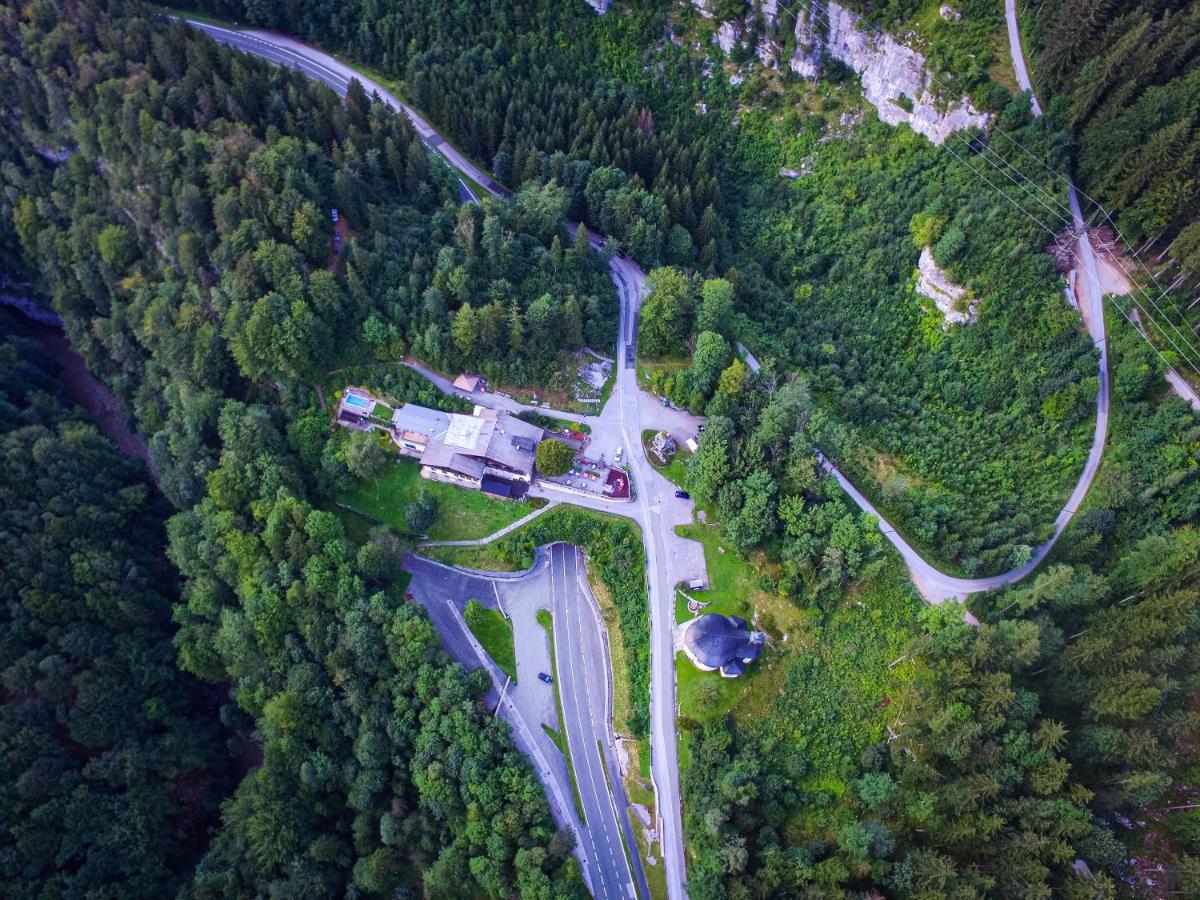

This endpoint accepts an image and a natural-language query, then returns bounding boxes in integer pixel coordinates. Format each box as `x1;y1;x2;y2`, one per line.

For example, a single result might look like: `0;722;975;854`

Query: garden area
641;428;690;490
338;456;534;542
673;518;810;770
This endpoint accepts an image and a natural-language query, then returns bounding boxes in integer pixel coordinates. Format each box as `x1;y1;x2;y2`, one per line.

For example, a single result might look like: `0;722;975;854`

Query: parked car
538;672;553;685
331;208;339;223
674;489;690;500
615;446;623;462
698;423;705;433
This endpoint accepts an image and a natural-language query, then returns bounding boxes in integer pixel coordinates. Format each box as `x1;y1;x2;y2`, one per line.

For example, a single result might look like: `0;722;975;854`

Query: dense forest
1;2;588;895
1027;0;1200;319
3;0;1199;896
189;0;728;268
678;315;1200;897
186;0;1103;576
0;313;231;896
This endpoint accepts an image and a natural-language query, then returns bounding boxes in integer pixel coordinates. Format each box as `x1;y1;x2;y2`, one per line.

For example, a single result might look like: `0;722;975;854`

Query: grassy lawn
538;610;587;824
636;356;690;394
641;428;691;490
334;506;377;546
464;600;517;681
673;517;813;773
673;521;804;638
541;724;566;755
422;542;520;572
339;457;533;542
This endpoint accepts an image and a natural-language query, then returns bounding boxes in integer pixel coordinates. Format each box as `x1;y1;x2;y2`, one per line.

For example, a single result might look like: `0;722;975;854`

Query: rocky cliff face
811;2;988;144
916;247;976;324
699;0;989;145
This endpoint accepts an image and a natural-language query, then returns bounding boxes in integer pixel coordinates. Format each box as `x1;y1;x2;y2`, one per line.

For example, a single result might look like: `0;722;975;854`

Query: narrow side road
183;16;1129;900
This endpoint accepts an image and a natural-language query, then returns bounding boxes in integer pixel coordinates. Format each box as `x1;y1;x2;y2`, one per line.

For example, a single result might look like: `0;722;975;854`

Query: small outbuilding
682;613;763;678
453;373;485;392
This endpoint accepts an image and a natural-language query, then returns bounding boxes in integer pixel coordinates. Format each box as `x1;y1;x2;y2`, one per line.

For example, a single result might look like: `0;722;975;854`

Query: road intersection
185;16;1126;899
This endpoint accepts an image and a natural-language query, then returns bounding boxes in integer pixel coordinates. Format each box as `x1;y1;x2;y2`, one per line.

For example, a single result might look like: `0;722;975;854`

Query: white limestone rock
916;247;976;324
731;0;990;144
691;0;714;18
757;35;780;66
815;2;989;144
790;4;821;78
583;0;609;11
716;20;743;54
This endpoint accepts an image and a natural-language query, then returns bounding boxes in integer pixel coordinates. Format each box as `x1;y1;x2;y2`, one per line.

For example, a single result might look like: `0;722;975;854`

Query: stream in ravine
4;299;155;476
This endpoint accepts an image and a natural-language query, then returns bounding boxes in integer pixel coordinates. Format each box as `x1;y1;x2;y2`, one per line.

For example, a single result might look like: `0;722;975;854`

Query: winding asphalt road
819;0;1110;604
185;13;1123;898
180;20;692;895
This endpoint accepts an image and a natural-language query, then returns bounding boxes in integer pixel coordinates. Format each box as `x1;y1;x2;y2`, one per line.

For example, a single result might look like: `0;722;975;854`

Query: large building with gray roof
391;403;544;493
335;392;570;497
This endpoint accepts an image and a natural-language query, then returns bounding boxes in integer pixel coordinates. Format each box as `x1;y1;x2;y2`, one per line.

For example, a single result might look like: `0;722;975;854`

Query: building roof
392;404;449;439
445;413;490;450
481;415;542;476
511;434;538;453
336;409;372;430
453;373;483;391
682;614;762;670
421;442;486;481
410;406;542;480
720;659;745;678
480;475;513;498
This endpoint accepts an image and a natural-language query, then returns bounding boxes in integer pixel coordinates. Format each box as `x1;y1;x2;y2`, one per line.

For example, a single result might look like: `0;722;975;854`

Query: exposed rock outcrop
916;247;976;324
719;0;989;145
820;3;988;144
583;0;609;12
789;2;822;79
716;19;743;54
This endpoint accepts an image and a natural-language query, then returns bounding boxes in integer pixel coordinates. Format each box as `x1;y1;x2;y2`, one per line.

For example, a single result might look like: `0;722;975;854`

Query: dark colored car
674;490;690;500
538;672;553;685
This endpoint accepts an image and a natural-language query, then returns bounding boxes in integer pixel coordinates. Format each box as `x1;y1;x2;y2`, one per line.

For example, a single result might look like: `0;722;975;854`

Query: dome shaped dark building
681;613;763;678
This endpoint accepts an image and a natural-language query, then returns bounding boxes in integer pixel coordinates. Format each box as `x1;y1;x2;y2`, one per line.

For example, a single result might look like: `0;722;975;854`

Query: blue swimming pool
343;393;372;410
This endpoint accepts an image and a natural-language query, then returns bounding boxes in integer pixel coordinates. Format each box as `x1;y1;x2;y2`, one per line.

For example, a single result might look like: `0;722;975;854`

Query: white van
614;446;623;462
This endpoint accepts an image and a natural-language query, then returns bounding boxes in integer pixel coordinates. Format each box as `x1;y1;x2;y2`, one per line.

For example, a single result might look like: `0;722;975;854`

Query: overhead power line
763;0;1200;377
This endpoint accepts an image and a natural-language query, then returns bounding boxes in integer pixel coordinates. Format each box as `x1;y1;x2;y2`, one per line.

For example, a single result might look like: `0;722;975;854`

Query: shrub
535;438;575;476
404;490;438;534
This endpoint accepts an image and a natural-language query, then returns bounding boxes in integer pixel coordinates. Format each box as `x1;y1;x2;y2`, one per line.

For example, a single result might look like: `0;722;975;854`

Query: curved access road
184;17;1114;900
180;19;695;898
834;0;1110;603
